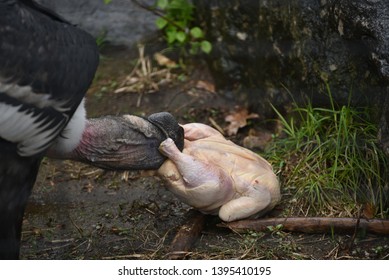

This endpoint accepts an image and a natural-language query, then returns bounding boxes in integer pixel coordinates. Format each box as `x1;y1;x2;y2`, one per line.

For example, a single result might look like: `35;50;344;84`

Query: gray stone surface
37;0;158;46
194;0;389;153
194;0;388;107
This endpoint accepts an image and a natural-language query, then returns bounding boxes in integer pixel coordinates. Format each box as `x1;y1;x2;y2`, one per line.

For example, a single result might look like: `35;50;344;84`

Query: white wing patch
0;102;65;156
0;98;86;157
0;78;87;157
48;98;86;155
0;80;67;112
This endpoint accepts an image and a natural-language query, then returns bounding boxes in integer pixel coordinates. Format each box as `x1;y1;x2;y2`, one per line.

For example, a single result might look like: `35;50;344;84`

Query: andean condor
0;0;184;259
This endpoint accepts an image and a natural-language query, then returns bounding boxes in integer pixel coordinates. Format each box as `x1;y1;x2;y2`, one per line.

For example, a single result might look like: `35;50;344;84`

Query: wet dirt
20;46;389;260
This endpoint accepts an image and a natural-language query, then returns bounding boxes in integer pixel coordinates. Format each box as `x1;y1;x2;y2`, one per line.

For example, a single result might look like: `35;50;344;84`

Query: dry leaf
362;203;376;219
154;52;177;68
82;182;94;193
195;80;216;93
225;107;259;136
243;129;273;150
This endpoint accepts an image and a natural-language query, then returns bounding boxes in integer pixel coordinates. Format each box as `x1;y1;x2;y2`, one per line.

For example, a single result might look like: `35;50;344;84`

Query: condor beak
147;112;184;151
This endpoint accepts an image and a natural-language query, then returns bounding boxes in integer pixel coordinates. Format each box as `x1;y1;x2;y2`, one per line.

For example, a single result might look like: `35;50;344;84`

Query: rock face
37;0;158;46
194;0;389;153
194;0;388;113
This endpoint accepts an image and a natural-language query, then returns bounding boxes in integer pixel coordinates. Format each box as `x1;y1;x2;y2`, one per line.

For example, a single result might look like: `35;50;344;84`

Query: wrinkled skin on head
49;112;184;170
157;123;280;222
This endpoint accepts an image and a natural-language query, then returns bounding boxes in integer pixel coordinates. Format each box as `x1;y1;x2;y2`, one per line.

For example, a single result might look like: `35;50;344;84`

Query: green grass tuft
265;90;389;218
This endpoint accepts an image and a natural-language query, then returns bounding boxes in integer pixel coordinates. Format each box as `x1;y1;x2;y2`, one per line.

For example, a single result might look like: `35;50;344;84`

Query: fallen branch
168;210;206;259
221;217;389;235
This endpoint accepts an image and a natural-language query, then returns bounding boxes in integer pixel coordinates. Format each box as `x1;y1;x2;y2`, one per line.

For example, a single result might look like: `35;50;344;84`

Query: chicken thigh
157;123;280;222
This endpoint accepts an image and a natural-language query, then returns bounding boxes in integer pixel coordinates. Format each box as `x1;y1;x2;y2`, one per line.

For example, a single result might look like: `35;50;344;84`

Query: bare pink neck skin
46;115;169;170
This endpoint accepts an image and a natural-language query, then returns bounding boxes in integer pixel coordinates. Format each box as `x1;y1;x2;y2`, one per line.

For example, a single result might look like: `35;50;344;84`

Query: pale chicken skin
157;123;280;222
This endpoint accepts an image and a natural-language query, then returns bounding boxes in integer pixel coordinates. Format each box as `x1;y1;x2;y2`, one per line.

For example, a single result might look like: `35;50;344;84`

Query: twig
221;217;389;235
208;117;225;135
102;254;146;260
168;210;206;259
50;238;75;244
131;0;187;32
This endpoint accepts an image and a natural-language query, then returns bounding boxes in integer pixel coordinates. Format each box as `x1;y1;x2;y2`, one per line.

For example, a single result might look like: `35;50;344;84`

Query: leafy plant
95;30;108;50
265;87;389;218
154;0;212;55
104;0;212;57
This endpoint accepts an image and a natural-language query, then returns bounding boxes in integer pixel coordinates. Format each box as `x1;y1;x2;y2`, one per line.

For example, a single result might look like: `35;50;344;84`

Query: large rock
194;0;389;153
37;0;158;46
194;0;388;111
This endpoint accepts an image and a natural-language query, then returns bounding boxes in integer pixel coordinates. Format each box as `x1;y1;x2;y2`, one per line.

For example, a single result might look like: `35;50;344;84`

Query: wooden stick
168;210;206;259
221;217;389;235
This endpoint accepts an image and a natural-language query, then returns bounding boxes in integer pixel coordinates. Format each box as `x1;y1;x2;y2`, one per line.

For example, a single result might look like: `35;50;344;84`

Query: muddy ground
20;46;389;260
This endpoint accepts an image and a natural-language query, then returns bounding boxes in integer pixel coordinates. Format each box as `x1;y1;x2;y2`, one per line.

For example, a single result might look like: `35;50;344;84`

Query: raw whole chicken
157;123;280;222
